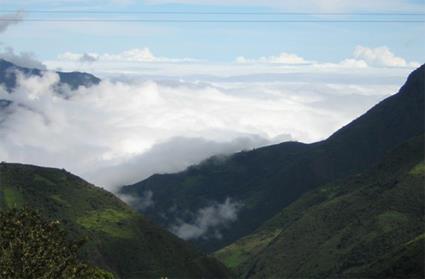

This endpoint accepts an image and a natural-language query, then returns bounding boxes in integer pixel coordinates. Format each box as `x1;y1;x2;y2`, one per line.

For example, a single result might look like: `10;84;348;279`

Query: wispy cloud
119;190;154;210
57;48;199;64
0;11;24;34
170;198;242;240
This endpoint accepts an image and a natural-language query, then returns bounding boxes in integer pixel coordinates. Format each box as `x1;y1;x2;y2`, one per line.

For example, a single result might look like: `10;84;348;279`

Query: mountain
0;163;230;279
0;59;100;92
216;134;424;278
120;65;425;252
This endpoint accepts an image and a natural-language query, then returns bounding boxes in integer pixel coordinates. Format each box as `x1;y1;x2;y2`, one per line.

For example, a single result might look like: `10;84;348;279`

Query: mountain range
121;65;425;253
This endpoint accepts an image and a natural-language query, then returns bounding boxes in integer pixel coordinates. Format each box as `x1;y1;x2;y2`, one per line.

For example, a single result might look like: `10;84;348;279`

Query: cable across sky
1;10;425;15
1;9;424;23
0;19;423;23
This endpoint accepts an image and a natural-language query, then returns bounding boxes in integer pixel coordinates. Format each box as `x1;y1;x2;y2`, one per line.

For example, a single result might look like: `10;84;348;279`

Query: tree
0;208;114;279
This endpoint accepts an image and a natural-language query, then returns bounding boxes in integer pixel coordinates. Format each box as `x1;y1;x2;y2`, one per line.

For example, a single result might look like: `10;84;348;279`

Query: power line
1;10;424;16
0;19;423;23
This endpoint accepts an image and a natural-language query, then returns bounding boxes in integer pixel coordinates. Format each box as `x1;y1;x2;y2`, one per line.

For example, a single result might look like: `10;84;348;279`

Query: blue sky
0;0;424;63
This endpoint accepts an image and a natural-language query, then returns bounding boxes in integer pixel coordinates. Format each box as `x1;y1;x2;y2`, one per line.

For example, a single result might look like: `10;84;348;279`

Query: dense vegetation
0;208;113;279
0;163;230;279
121;65;425;252
216;134;424;278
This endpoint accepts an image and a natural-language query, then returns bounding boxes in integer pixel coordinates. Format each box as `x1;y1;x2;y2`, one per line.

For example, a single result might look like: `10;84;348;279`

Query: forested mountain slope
216;134;424;278
0;163;230;279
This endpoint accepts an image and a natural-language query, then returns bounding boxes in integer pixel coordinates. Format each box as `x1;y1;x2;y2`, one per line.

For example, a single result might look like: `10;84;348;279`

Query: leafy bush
0;208;114;279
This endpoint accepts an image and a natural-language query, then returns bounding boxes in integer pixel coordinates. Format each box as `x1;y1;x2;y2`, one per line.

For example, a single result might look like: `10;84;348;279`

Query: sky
0;0;424;63
0;0;424;191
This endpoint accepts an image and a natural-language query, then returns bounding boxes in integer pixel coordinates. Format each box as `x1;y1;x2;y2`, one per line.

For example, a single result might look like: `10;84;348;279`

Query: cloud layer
49;46;420;81
0;54;408;191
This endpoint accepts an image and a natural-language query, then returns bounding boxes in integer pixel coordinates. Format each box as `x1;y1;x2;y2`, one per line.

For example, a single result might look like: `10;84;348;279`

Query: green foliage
50;194;71;208
3;187;24;209
409;161;425;176
376;211;409;233
215;229;281;271
77;209;134;238
0;208;114;279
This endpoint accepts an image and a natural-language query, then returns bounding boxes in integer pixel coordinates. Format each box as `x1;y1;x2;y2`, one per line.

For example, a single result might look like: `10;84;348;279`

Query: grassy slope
0;163;229;279
121;65;425;252
215;135;424;278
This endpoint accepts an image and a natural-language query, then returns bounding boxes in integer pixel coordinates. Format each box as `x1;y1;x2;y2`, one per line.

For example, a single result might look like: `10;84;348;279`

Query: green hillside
0;163;230;279
216;135;424;278
121;65;425;252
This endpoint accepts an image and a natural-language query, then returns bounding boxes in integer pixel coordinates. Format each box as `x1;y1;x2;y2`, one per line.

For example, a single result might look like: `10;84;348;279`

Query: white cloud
235;46;419;69
352;45;420;68
170;198;242;240
236;52;312;65
46;45;420;79
0;47;47;70
57;48;198;64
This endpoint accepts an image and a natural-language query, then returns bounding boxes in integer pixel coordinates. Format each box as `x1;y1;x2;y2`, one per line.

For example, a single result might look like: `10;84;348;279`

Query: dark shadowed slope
216;134;424;278
0;163;230;279
121;65;425;252
0;59;100;92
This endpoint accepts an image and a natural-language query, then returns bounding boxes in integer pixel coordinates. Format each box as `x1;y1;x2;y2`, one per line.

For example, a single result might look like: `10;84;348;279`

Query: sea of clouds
0;66;405;192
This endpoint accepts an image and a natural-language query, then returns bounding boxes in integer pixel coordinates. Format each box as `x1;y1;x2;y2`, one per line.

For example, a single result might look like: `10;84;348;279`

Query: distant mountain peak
0;58;100;92
402;63;425;95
